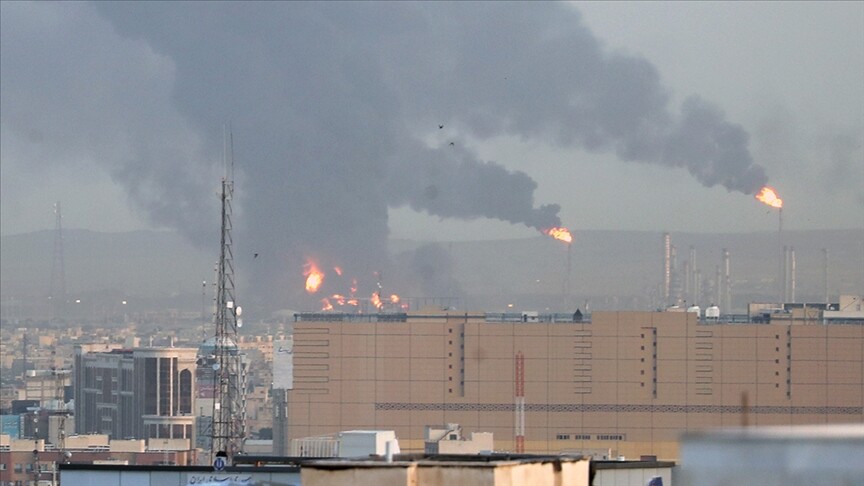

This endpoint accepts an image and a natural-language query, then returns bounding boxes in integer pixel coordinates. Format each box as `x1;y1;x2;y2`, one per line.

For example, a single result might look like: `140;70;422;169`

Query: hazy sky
2;1;862;243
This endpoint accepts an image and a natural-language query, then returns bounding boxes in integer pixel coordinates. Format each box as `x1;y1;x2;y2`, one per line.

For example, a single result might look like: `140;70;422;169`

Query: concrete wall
288;311;863;459
302;458;590;486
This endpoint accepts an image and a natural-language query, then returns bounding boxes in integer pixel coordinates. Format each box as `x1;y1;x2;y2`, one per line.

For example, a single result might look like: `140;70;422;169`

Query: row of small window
6;462;43;473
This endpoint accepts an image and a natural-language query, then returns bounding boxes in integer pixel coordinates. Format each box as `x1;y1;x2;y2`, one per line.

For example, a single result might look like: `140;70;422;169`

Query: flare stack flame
755;186;783;209
544;226;573;244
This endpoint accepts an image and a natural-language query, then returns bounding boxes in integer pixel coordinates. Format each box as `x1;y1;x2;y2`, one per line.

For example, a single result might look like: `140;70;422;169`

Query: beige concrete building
286;310;864;459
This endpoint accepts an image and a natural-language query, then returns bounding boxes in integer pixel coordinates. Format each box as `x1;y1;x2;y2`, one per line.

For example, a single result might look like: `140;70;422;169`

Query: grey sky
1;2;862;308
2;1;861;239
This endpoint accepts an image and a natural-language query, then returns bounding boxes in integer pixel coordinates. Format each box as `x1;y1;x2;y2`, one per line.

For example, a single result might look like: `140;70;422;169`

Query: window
179;369;193;414
144;358;158;415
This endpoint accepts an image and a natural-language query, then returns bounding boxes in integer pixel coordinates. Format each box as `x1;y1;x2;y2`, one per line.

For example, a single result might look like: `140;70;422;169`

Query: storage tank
705;305;720;320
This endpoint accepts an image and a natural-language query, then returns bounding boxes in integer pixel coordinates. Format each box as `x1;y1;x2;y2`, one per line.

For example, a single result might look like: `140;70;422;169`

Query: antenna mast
50;201;67;320
211;127;247;461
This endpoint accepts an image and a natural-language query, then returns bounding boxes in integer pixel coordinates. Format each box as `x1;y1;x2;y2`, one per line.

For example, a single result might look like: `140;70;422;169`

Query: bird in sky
254;253;259;259
438;124;444;129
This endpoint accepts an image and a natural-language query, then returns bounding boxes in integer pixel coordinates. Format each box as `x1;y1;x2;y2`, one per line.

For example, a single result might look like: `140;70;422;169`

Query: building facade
74;345;197;442
287;311;864;459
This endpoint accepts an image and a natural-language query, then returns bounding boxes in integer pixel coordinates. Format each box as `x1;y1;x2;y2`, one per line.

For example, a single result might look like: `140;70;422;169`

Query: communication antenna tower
211;127;247;461
50;201;67;319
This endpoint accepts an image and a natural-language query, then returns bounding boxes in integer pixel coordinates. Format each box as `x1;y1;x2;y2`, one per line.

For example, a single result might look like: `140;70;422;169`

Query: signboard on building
272;338;293;390
1;414;20;438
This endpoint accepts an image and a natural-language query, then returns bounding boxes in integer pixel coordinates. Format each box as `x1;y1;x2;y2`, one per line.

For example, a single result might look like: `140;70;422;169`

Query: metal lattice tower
211;129;247;460
50;201;67;319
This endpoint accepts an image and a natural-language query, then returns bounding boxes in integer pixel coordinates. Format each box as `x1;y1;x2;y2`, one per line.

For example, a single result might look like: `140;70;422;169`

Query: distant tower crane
210;128;247;462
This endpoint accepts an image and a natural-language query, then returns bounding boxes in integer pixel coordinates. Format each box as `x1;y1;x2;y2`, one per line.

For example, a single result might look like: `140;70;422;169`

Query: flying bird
438;124;444;129
254;253;259;259
449;141;455;146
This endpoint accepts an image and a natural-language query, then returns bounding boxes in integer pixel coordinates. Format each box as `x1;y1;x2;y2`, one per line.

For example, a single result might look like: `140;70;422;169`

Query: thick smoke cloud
3;2;770;311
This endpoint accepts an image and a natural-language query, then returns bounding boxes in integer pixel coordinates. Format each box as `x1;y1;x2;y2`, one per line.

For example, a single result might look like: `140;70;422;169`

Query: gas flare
304;259;325;293
755;186;783;209
390;294;400;304
320;298;334;311
544;226;573;244
371;292;383;309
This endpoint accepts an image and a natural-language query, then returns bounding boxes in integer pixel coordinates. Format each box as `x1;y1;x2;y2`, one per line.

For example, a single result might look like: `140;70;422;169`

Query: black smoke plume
2;2;770;312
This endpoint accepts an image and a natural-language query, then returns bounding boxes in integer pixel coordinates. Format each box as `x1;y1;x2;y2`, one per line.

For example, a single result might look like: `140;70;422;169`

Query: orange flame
544;226;573;244
333;266;343;276
304;259;325;293
347;299;359;306
332;294;346;305
371;292;383;309
320;298;333;311
755;186;783;209
390;294;400;304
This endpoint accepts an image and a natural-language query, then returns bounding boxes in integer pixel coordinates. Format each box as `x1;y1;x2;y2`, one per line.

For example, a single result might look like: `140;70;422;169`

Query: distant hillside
2;228;862;317
0;229;214;298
